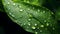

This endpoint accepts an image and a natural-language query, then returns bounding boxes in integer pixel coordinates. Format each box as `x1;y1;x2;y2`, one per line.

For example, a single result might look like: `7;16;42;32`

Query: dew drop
28;23;31;26
27;1;30;3
52;27;55;30
19;6;21;8
24;23;26;25
7;2;10;4
9;13;15;17
13;3;15;5
28;8;30;10
33;7;35;9
43;11;45;13
40;25;44;27
32;26;36;29
38;9;40;12
35;23;37;26
29;14;33;17
28;19;31;21
35;32;38;34
40;30;42;32
46;23;49;26
19;9;23;12
44;20;46;22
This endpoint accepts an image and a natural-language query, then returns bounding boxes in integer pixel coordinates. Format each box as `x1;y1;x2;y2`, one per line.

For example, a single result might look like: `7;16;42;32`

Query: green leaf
12;0;46;6
2;0;57;34
0;0;4;12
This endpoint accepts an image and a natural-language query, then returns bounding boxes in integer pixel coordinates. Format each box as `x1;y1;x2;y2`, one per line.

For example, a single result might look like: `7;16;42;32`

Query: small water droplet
28;19;31;21
33;7;35;9
13;3;15;5
38;9;40;12
46;23;49;26
19;6;21;8
35;23;37;26
40;25;44;27
27;1;30;3
35;32;38;34
8;2;10;4
20;9;23;12
44;20;46;22
43;11;45;13
9;13;15;17
28;8;30;10
28;23;31;26
29;14;33;17
24;23;26;25
37;27;39;29
53;27;55;30
32;26;36;29
40;30;42;32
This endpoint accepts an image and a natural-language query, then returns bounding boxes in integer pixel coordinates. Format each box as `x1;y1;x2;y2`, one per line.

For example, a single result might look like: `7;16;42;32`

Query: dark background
0;12;33;34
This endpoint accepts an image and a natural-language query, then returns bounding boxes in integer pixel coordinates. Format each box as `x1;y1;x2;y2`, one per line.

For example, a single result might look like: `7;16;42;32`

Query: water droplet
32;26;36;29
35;32;38;34
43;11;45;13
35;23;37;26
40;25;44;27
29;14;33;17
19;6;21;8
24;23;26;25
40;30;42;32
36;12;38;14
37;27;39;29
28;23;31;26
38;9;40;12
28;19;31;21
46;23;49;26
9;13;15;17
44;20;46;22
13;3;15;5
28;8;30;10
33;7;35;9
27;1;30;3
20;9;23;12
53;27;55;30
8;2;10;4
